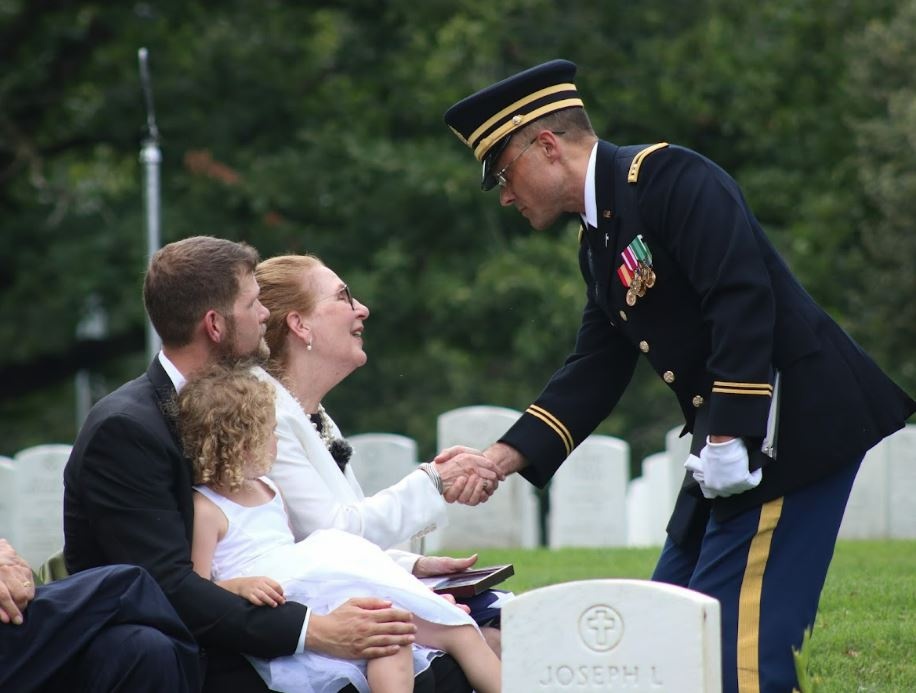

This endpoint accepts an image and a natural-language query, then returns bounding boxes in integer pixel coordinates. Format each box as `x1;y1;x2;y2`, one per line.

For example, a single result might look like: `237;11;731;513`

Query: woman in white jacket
255;255;504;653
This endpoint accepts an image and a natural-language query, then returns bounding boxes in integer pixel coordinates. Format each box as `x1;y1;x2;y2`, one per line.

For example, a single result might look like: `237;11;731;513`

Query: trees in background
844;0;916;395
1;0;911;468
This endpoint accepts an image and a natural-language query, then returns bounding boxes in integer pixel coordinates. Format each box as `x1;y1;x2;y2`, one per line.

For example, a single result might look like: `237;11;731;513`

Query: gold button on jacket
692;395;704;408
639;340;650;353
663;370;675;384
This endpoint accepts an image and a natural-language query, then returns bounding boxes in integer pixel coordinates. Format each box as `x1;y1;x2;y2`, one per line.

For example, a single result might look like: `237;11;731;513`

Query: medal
632;235;653;265
631;273;644;294
618;236;656;307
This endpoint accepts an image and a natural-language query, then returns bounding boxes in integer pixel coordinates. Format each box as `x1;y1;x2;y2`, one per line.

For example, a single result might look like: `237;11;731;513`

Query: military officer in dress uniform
438;59;915;693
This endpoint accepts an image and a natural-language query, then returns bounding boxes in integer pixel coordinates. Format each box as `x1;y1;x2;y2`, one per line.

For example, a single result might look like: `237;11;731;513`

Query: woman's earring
306;340;313;351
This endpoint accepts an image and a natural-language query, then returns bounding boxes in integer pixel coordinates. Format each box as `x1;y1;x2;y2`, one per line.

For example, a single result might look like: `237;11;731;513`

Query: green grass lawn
471;540;916;692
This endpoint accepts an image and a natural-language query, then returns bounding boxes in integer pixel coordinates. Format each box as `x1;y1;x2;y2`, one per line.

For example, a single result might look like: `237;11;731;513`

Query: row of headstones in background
1;418;914;568
354;409;916;551
626;423;916;546
421;405;673;551
426;406;636;551
0;445;72;568
628;422;916;545
353;410;629;552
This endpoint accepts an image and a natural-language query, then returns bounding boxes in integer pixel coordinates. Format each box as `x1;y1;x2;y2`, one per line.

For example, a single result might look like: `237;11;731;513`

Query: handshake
429;444;516;506
685;437;762;499
429;437;762;504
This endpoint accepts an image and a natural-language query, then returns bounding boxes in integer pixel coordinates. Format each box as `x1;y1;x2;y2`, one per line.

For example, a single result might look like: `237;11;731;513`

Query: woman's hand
412;553;478;578
217;576;286;607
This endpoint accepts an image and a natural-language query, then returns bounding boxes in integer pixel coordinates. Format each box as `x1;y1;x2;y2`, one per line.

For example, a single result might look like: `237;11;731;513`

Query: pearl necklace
308;404;336;448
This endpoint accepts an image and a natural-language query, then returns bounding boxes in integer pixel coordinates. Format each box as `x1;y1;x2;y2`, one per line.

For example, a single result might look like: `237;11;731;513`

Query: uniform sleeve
270;409;446;548
500;291;639;487
637;147;775;437
77;414;307;657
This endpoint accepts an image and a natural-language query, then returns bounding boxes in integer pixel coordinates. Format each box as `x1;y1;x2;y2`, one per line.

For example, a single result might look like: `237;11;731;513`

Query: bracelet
418;462;444;495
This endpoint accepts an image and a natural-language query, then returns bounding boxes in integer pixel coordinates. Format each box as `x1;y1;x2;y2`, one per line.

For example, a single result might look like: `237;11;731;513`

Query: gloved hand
699;437;761;498
684;454;715;499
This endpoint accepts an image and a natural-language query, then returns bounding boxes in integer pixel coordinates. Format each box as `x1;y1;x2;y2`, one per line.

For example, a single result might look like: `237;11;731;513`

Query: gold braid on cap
469;84;582;161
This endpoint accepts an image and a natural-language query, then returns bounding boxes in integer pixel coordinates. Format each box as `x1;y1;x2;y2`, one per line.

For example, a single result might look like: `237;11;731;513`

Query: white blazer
255;368;447;573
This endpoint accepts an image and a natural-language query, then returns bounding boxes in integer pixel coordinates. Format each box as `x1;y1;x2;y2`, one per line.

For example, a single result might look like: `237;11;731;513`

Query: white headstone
665;424;692;503
549;435;629;548
642;452;677;547
625;476;655;548
839;437;890;540
348;433;418;496
502;579;722;693
0;457;16;542
348;433;424;553
425;406;539;552
8;445;72;567
886;424;916;539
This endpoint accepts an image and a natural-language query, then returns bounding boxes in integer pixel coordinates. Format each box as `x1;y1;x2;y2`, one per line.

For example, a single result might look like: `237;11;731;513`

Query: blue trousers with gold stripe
652;459;861;693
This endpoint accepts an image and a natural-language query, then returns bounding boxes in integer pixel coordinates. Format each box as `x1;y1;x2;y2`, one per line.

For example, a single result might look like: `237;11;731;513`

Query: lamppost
138;47;161;360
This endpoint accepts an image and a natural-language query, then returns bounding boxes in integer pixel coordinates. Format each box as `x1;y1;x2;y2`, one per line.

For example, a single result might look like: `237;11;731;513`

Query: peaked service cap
444;59;583;190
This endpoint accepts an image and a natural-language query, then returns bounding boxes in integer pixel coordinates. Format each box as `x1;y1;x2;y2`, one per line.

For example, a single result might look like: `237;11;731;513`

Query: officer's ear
534;130;564;162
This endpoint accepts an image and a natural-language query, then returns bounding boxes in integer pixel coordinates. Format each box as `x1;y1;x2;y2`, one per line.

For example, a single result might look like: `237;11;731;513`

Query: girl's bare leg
415;619;501;693
366;644;414;693
481;625;501;657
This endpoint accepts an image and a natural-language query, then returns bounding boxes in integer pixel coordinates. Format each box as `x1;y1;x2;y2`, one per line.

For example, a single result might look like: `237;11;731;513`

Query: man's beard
216;315;270;366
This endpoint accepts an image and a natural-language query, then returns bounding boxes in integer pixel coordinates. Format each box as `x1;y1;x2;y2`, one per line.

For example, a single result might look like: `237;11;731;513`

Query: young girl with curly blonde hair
178;364;500;693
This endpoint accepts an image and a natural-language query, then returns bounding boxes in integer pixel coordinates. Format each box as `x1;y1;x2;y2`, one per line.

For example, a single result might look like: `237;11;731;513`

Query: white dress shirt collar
157;351;187;393
581;141;599;229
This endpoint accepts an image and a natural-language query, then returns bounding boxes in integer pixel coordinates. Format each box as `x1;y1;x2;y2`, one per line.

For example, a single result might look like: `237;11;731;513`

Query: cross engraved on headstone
579;604;623;652
587;607;617;646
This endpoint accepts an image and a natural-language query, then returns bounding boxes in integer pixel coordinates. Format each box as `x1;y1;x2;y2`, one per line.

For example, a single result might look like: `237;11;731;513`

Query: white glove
699;437;761;498
684;454;716;499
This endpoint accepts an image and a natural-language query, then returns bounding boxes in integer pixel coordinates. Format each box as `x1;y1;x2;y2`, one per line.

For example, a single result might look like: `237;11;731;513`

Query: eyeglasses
493;130;565;188
319;284;355;310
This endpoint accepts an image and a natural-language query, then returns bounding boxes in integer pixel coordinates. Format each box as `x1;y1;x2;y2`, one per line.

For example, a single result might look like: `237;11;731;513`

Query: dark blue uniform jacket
501;140;915;541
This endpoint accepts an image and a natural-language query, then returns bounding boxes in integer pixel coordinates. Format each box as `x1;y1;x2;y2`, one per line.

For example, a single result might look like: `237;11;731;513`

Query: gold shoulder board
627;142;669;184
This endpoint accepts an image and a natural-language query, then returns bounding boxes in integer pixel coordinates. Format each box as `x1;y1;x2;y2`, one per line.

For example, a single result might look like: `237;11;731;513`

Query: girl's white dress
194;479;476;693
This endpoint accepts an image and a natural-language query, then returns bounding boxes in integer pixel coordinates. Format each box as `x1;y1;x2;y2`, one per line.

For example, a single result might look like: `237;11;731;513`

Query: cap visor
480;136;511;191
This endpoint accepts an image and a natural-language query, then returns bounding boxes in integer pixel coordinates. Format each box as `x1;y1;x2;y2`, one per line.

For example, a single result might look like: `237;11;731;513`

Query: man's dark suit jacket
63;359;307;663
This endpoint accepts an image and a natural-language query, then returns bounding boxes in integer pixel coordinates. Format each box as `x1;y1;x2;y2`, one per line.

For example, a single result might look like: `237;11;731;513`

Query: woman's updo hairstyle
255;254;325;375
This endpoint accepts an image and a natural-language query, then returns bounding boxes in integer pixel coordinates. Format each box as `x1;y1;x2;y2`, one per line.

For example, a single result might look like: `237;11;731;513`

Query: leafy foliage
842;0;916;394
1;1;911;464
